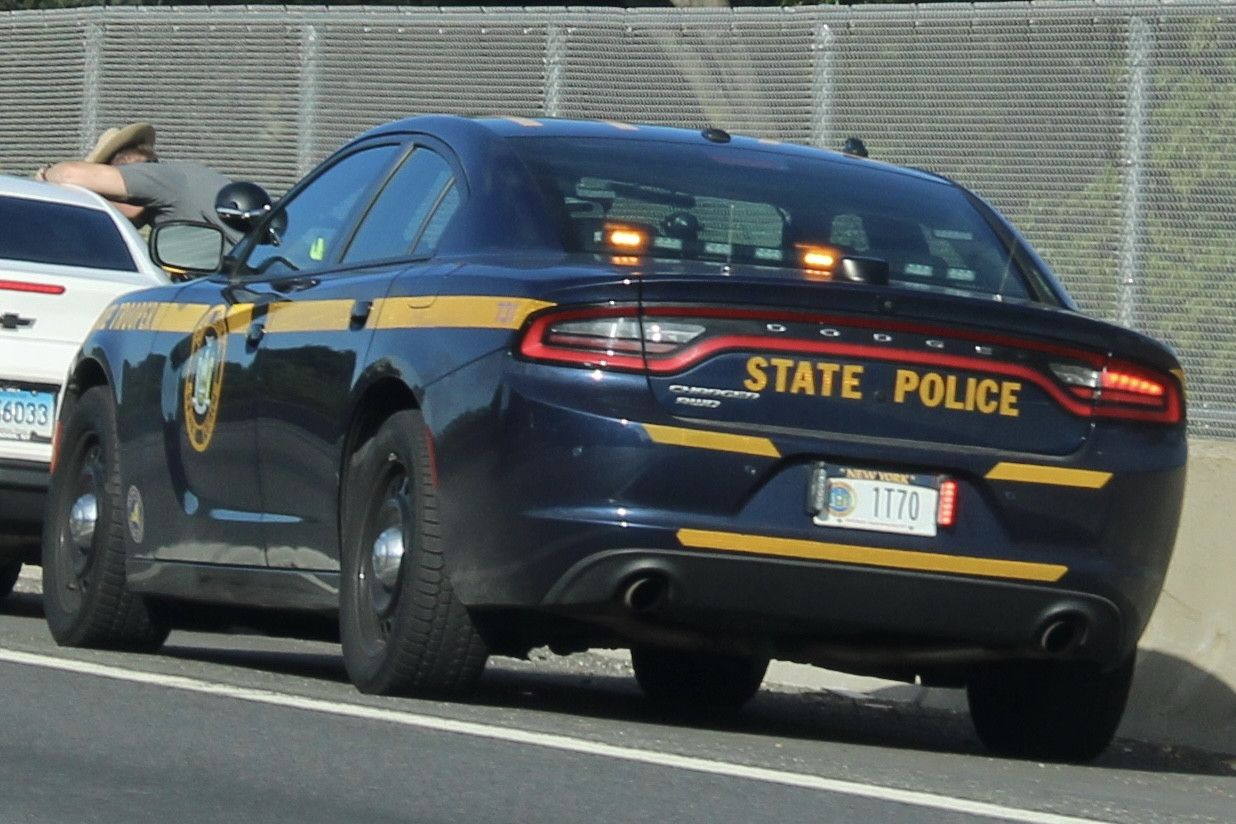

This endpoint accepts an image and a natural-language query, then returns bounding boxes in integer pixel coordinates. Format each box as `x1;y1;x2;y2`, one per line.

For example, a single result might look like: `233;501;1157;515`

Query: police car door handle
246;321;265;345
350;300;372;328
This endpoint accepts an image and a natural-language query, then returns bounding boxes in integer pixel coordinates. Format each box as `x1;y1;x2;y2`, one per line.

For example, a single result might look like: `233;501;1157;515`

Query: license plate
810;464;940;537
0;386;56;443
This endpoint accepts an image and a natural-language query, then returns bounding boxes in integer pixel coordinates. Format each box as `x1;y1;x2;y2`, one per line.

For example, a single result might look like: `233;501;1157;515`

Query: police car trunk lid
631;278;1179;456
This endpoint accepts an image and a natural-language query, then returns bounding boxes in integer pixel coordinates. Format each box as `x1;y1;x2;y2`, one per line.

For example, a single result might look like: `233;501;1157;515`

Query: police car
42;115;1186;762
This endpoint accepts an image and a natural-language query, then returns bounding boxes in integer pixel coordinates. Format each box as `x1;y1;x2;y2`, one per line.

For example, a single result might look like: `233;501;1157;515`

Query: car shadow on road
467;651;1236;778
6;585;1231;778
1;589;42;620
1120;648;1236;767
162;640;998;764
152;633;996;763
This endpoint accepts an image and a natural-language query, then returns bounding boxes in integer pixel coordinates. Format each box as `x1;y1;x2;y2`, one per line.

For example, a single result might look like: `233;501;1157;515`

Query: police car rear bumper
537;546;1131;669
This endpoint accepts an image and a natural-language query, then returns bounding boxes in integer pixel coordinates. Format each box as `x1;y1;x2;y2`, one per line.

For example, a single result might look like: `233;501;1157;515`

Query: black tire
0;561;21;599
966;655;1135;763
339;409;487;697
41;386;169;650
631;646;769;710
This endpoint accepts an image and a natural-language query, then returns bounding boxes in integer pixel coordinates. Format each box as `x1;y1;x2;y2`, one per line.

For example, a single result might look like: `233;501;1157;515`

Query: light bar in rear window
797;244;841;280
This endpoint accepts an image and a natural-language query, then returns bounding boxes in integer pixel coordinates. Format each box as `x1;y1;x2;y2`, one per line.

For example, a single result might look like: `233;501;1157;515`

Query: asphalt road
1;579;1233;824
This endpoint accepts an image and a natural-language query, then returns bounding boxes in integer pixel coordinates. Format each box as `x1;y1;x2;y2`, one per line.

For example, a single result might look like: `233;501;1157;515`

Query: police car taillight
548;316;646;354
520;308;705;370
1050;358;1183;423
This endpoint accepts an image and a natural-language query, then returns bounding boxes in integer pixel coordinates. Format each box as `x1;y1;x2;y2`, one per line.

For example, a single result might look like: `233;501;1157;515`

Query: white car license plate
811;464;940;537
0;386;57;443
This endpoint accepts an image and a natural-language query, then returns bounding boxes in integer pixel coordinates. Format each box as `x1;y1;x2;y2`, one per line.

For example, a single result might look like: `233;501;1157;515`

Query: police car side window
343;148;457;264
242;144;401;275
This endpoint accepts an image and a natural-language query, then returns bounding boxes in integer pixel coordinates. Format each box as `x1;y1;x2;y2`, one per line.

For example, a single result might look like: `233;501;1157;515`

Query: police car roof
355;114;948;187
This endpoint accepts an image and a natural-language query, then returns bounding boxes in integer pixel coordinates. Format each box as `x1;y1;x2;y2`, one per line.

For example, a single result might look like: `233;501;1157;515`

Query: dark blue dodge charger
43;115;1186;762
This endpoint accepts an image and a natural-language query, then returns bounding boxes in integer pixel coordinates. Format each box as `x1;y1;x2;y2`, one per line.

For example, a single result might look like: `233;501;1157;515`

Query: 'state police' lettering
742;356;1021;417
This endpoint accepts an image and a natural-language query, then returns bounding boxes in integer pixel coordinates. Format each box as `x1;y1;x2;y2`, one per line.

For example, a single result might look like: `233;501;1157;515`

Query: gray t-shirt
119;160;241;245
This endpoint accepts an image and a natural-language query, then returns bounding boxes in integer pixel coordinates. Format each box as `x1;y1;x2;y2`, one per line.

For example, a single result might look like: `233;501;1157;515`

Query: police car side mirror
150;221;225;279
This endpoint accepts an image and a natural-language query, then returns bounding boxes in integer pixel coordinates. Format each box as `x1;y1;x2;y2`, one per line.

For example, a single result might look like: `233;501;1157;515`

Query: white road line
0;648;1113;824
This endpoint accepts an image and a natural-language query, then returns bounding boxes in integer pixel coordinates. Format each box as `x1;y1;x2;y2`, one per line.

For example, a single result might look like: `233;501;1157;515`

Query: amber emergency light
603;222;652;253
797;244;841;280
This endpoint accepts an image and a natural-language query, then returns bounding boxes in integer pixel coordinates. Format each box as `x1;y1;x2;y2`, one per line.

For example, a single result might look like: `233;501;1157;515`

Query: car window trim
230;139;408;280
337;142;460;266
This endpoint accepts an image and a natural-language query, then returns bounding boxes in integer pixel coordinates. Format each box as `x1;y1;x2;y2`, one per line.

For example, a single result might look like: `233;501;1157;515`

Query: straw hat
85;122;157;164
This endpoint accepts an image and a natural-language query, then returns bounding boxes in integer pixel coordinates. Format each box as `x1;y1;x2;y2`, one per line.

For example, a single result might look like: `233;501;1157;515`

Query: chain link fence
2;2;1234;437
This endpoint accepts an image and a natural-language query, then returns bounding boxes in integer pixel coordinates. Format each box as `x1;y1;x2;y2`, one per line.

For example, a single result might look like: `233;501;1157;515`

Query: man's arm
107;200;146;222
36;160;146;223
37;161;130;199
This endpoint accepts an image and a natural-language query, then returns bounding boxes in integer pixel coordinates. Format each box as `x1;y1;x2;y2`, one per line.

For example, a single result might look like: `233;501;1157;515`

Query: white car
0;174;169;596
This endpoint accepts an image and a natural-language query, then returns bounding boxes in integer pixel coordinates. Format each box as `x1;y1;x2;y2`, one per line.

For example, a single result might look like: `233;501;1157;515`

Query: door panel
252;141;462;571
250;276;389;571
158;292;265;565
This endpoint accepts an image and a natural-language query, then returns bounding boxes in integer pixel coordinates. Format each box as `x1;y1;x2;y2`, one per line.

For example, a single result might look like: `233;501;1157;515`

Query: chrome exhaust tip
1038;613;1088;656
621;574;669;614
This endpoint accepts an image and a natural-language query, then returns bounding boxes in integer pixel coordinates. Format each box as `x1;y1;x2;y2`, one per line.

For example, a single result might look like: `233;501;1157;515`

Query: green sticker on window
309;237;326;261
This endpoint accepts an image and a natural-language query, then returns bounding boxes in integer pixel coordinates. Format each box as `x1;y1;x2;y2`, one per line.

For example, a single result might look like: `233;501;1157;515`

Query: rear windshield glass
507;136;1041;303
0;195;136;271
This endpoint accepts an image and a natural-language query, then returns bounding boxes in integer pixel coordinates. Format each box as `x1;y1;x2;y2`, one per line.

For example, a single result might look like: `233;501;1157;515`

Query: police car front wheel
40;386;168;651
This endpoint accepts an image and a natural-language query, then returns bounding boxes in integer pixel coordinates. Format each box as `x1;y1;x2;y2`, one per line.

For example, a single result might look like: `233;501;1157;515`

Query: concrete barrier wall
1123;439;1236;755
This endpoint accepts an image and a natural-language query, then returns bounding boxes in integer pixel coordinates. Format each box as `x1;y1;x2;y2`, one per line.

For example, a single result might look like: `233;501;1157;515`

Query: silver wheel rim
359;477;410;638
57;441;103;607
370;518;405;614
68;492;98;571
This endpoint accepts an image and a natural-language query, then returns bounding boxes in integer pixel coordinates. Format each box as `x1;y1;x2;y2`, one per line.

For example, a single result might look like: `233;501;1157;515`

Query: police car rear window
508;136;1042;304
0;195;136;271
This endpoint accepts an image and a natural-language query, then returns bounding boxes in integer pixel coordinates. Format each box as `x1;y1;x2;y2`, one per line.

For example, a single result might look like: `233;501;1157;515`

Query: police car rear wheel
41;386;169;651
631;646;768;709
340;409;487;696
966;655;1135;763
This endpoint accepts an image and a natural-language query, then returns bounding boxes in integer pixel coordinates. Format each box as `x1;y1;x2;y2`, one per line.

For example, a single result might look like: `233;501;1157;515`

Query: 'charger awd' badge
183;305;229;452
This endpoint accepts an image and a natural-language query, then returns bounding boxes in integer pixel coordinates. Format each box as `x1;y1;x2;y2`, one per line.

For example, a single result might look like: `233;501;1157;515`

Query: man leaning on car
35;122;241;247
